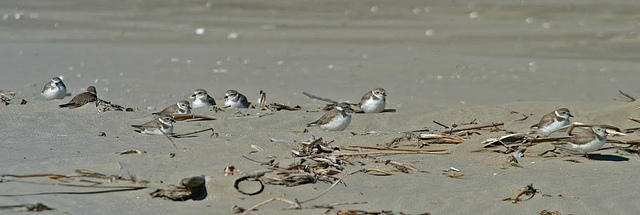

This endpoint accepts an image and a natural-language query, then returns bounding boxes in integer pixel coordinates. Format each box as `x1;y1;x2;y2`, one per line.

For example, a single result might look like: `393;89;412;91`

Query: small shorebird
153;100;191;117
41;76;67;100
358;88;386;113
190;89;216;109
553;125;625;159
59;86;97;108
530;108;573;136
224;90;250;108
307;102;353;131
131;116;175;135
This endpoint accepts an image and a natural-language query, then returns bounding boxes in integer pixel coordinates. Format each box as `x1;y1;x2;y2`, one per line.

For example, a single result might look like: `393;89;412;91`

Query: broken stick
443;123;504;134
171;113;217;121
302;92;338;103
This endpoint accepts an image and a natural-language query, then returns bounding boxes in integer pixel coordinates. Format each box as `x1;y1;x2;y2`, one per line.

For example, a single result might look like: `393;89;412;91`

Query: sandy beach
2;0;640;214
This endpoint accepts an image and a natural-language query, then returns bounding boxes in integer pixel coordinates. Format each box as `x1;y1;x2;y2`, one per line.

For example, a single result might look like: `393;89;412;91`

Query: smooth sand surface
1;0;640;214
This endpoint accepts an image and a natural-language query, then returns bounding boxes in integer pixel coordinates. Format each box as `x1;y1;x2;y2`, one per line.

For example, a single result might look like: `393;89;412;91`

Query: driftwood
0;90;15;105
0;203;54;212
350;168;395;176
236;174;349;214
0;169;147;197
503;184;538;203
618;90;636;102
433;121;449;129
337;210;430;215
417;133;465;144
348;145;447;153
333;151;449;156
96;99;134;112
323;102;395;113
539;210;562;215
252;90;302;111
118;149;143;155
171;113;217;121
443;122;504;134
441;167;463;179
238;197;301;214
302;91;339;104
267;103;302;111
258;90;268;110
171;128;216;138
160;128;216;149
281;202;368;213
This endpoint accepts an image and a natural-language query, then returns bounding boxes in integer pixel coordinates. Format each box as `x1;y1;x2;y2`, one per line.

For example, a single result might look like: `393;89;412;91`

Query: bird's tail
59;103;73;108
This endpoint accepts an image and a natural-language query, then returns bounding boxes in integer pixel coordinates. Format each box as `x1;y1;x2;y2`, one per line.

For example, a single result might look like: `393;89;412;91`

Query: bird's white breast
567;138;606;153
192;98;208;108
361;97;385;113
42;85;66;100
320;114;351;131
142;126;173;135
226;99;247;108
539;119;569;135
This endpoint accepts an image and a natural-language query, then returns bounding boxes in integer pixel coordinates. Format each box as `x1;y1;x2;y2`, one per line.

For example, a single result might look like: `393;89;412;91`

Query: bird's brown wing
531;112;554;129
59;92;96;108
153;104;177;116
131;119;161;130
307;109;339;126
358;91;373;106
565;128;598;145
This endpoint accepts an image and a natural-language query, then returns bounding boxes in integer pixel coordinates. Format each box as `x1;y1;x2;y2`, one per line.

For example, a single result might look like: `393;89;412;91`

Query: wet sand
1;0;640;214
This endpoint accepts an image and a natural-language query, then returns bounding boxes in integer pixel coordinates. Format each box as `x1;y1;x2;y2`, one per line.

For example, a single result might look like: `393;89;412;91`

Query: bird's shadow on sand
587;154;629;162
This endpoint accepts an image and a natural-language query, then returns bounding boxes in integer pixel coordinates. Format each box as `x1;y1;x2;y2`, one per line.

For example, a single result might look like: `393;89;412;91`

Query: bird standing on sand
531;108;573;136
552;125;625;159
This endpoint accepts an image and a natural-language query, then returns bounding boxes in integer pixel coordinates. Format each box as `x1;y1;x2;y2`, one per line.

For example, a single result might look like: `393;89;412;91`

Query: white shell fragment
227;32;239;39
195;28;205;35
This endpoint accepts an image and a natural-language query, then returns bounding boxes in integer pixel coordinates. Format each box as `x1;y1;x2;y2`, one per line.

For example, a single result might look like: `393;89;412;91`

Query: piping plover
358;88;386;113
131;116;175;135
307;102;353;131
153;100;191;117
530;108;573;136
190;89;216;109
553;125;625;159
41;76;67;100
224;90;250;108
59;86;97;108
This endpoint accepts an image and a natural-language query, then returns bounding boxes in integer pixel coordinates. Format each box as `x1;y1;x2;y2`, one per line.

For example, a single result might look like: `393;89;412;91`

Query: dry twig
503;184;538;203
171;113;217;121
618;90;636;102
0;203;54;212
443;123;504;134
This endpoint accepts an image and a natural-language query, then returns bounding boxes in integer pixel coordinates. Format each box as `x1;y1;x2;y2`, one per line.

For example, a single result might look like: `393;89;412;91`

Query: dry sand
1;0;640;214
